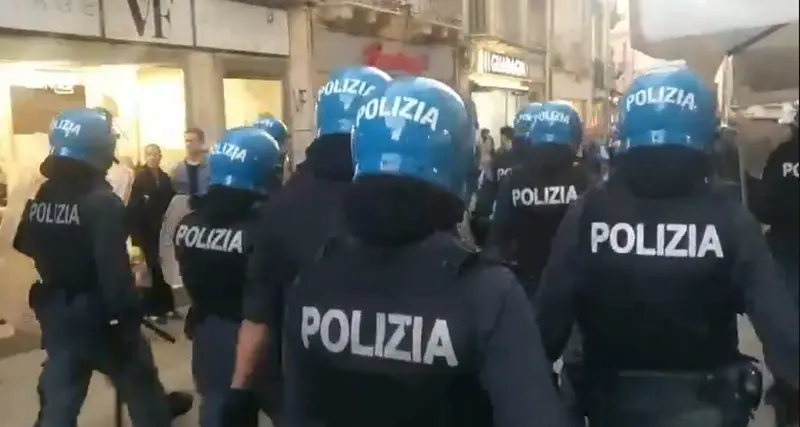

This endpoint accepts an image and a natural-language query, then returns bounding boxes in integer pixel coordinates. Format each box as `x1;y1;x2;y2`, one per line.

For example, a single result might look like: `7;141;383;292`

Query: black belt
32;281;95;304
588;358;763;415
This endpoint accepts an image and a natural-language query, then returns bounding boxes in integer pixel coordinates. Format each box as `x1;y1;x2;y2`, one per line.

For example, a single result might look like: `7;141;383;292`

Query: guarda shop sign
479;50;529;78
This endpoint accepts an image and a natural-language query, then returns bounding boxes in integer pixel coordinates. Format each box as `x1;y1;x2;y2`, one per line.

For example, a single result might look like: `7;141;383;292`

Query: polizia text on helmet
626;86;697;111
357;96;440;132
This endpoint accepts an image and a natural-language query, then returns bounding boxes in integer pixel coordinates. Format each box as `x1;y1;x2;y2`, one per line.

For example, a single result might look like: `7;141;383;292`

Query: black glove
766;380;799;426
220;389;260;427
105;308;143;362
166;391;194;419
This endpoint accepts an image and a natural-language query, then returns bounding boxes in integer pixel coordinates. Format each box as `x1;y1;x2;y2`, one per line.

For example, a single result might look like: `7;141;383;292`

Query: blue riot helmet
617;67;717;154
524;100;583;147
49;108;117;171
352;77;474;202
208;126;282;192
512;102;543;148
316;66;392;137
252;116;289;149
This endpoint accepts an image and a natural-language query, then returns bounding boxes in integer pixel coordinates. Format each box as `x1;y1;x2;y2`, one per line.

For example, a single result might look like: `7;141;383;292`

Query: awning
629;0;799;106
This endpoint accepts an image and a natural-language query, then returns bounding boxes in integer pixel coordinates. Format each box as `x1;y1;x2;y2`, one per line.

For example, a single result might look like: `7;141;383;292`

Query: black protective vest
174;210;257;320
505;160;587;280
767;139;799;242
576;183;742;372
21;182;96;293
286;234;491;427
490;149;517;182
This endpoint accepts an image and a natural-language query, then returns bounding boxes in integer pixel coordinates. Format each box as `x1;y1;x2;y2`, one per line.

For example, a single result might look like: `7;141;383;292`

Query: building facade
548;0;595;123
467;0;547;144
283;0;464;164
0;0;290;171
610;0;682;93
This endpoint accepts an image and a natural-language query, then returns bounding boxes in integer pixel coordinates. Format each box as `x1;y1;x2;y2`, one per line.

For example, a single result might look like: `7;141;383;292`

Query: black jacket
127;167;175;248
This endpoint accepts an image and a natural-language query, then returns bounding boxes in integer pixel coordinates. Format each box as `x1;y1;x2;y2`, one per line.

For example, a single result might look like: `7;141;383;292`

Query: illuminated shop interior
0;62;187;172
472;88;529;146
0;62;284;208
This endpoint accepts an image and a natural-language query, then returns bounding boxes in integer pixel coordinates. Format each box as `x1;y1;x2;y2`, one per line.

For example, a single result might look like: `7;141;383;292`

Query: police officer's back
175;127;281;427
490;101;589;295
283;77;572;427
749;108;800;425
749;111;799;290
533;68;800;427
14;108;176;427
221;67;393;424
471;103;542;245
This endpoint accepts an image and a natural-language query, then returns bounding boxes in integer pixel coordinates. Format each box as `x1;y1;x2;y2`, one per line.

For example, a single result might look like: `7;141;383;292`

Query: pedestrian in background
479;128;496;165
172;127;210;204
128;144;178;324
497;126;514;154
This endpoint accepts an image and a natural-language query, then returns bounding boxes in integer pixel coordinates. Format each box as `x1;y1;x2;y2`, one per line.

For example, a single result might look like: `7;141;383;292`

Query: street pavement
0;319;274;427
0;316;782;426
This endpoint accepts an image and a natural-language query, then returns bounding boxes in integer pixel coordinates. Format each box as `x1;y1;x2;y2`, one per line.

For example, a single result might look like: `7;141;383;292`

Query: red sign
363;42;428;75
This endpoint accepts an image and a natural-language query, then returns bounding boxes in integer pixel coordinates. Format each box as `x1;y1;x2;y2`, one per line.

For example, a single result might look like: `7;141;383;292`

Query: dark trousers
33;290;172;427
191;315;282;427
142;240;175;316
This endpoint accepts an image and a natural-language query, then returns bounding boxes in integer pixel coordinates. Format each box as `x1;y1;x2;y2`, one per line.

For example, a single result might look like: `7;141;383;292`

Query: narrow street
0;316;780;426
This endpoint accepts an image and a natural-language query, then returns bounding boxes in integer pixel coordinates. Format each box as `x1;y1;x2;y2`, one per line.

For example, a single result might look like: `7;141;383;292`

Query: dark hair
500;126;513;139
185;127;205;142
144;143;162;153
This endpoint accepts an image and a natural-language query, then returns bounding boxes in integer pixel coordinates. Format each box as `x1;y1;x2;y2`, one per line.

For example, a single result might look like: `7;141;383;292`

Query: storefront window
223;78;284;128
0;63;186;171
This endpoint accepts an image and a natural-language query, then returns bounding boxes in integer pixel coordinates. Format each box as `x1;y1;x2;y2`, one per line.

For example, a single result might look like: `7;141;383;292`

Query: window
469;0;487;33
0;64;186;168
498;0;523;44
526;0;547;49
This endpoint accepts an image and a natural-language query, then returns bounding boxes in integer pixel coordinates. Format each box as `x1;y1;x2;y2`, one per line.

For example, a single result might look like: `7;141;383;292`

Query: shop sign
103;0;193;46
478;50;528;78
0;0;102;37
194;0;289;55
363;42;428;75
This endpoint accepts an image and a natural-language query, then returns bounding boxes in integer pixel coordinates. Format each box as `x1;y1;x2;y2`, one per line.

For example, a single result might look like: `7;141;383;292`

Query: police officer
748;102;799;303
220;66;392;425
175;126;281;427
488;100;589;427
533;68;800;427
470;102;542;245
252;115;290;192
279;77;572;427
489;100;589;299
749;102;800;426
14;108;185;427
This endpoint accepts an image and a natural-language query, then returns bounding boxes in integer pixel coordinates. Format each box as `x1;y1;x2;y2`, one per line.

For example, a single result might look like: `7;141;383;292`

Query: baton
141;318;177;343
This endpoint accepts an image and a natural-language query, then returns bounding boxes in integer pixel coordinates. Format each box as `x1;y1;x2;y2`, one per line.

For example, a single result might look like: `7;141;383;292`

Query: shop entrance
223;78;284;127
472;89;527;148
